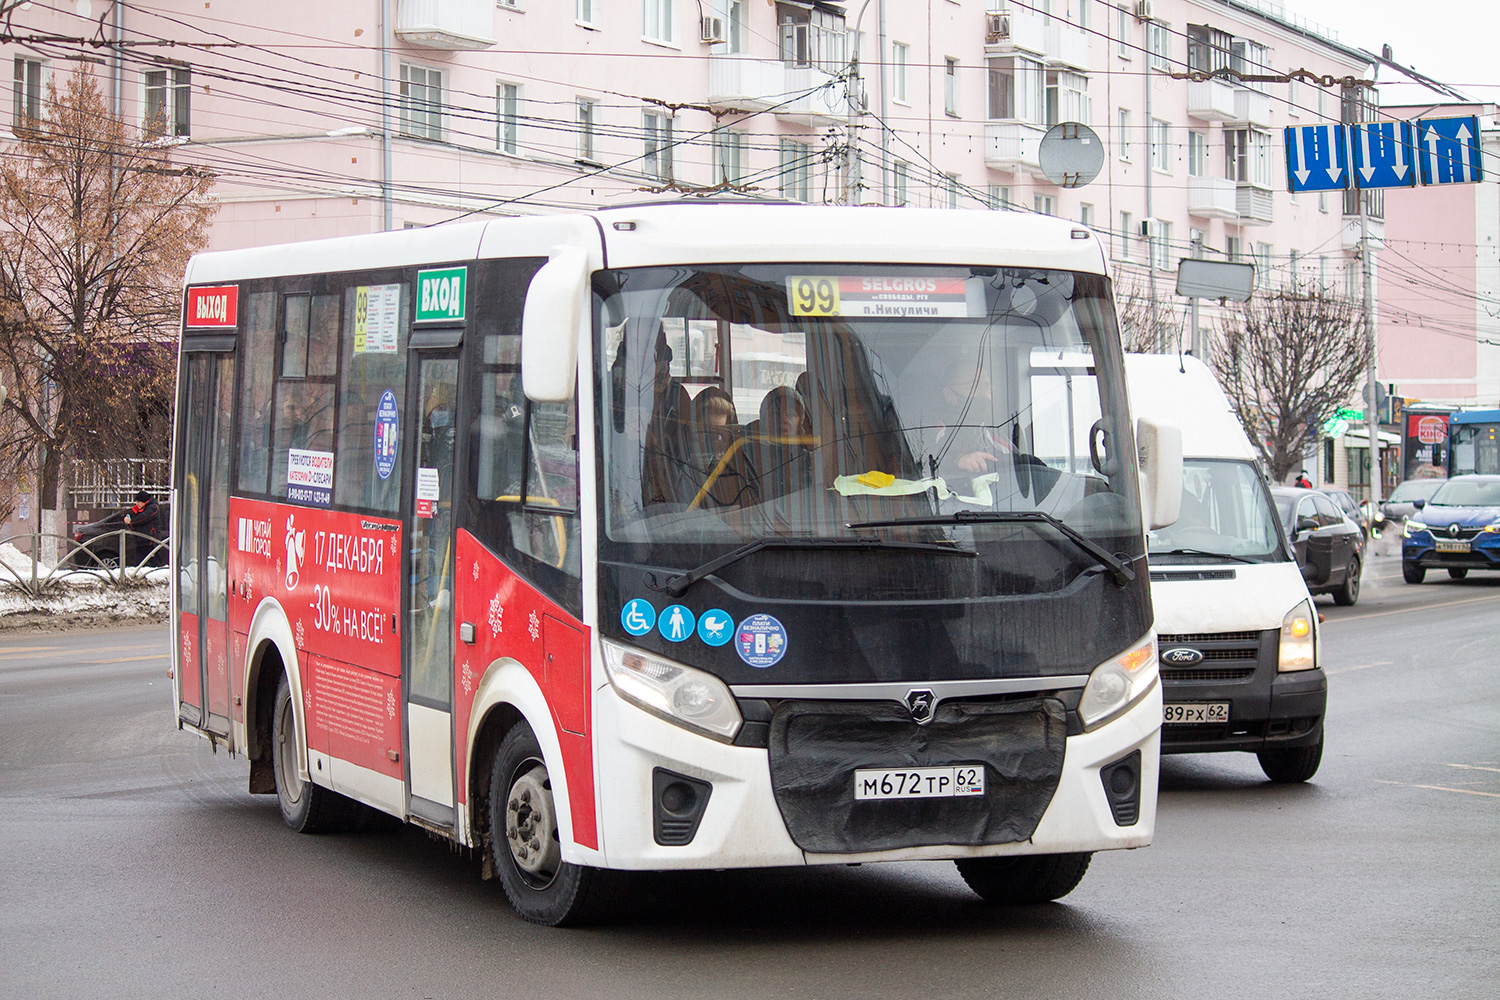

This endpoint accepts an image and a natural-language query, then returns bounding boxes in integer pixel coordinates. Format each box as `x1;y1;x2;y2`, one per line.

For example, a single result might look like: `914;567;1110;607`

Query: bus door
402;351;459;827
176;351;236;736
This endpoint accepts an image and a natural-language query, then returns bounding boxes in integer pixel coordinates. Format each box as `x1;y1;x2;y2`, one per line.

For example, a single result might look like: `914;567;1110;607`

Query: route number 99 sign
785;275;979;319
787;276;840;317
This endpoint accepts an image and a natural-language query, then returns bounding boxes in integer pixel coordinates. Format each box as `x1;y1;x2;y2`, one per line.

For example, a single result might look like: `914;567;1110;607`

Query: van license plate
1164;702;1230;724
853;766;985;800
1435;539;1470;553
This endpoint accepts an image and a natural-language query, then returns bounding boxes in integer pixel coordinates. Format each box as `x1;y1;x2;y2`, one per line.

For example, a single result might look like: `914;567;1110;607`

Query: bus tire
488;723;609;926
954;852;1092;904
271;674;362;833
1257;734;1324;784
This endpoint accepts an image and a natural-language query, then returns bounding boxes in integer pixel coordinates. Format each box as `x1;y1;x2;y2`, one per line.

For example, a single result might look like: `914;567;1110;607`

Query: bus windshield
597;264;1141;596
1147;459;1287;563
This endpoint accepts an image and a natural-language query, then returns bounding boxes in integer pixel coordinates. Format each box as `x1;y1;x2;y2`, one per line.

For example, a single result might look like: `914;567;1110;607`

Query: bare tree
0;65;216;510
1113;273;1186;354
1211;285;1371;483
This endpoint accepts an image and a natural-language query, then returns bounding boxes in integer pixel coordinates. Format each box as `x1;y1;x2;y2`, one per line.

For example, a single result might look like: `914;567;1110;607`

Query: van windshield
1149;459;1288;563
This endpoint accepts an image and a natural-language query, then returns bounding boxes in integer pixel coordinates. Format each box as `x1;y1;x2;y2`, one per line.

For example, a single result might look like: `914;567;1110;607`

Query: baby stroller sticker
736;614;787;668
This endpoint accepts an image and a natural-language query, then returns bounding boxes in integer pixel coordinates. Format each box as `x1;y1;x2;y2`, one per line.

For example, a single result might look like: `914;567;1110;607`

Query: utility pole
843;50;861;205
379;0;394;231
1359;194;1382;504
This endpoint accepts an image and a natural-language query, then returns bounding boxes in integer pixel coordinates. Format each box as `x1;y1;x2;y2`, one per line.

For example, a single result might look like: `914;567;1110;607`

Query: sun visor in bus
409;327;464;349
181;331;237;352
522;245;589;402
767;699;1066;854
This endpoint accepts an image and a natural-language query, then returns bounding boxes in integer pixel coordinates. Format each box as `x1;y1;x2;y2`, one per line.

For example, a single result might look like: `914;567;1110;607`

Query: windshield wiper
654;535;974;599
1151;546;1259;565
847;510;1136;586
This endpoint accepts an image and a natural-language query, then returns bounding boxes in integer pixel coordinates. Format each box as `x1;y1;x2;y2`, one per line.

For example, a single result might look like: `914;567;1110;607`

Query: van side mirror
522;245;590;402
1136;417;1183;530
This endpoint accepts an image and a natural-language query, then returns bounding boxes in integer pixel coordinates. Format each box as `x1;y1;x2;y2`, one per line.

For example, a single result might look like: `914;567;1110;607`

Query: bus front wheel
954;852;1092;904
271;675;362;833
488;724;609;926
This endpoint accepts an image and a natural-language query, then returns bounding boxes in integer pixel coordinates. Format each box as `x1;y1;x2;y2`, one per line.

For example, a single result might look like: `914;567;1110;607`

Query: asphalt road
2;548;1496;999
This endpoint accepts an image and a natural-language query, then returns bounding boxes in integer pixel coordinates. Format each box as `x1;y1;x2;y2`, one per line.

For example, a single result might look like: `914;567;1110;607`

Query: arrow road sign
1285;123;1350;193
1351;120;1416;189
1416;115;1482;185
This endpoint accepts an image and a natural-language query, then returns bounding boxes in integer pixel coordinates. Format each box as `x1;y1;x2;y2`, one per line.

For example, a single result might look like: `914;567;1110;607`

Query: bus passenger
688;386;749;508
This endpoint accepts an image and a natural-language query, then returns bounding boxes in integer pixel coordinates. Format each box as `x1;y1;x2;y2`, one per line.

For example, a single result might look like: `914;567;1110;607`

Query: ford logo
1161;647;1205;667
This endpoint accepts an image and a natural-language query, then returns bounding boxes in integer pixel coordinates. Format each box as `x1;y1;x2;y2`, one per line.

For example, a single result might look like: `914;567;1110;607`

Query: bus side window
334;281;409;512
270;291;337;498
236;292;276;494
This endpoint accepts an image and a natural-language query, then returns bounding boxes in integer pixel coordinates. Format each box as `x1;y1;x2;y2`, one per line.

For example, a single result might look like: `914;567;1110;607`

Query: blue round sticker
696;608;734;647
657;604;697;643
621;599;656;636
374;390;399;481
735;614;788;668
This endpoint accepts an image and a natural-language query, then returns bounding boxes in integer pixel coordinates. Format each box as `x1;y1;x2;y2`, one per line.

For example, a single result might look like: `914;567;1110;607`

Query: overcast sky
1290;0;1500;101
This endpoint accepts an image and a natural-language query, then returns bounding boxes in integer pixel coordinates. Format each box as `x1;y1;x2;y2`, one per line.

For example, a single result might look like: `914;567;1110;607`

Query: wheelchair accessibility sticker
621;599;656;636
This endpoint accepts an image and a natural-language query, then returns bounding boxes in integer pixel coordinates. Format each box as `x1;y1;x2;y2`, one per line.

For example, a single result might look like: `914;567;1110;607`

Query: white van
1126;355;1326;783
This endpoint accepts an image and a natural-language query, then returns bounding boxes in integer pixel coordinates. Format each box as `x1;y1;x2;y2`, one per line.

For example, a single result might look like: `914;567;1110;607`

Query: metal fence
67;458;170;509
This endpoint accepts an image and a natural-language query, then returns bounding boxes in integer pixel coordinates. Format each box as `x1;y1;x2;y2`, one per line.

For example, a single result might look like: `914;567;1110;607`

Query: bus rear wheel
954;852;1092;904
271;675;362;833
488;724;609;926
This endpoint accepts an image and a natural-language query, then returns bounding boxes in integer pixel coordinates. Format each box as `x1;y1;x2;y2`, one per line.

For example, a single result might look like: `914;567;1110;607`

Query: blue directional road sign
1350;120;1416;190
1416;115;1482;185
1285;123;1349;193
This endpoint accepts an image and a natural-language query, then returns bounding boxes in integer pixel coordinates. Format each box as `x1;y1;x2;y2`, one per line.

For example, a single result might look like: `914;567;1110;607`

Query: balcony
707;55;847;126
1233;88;1272;127
1044;22;1090;70
984;121;1048;175
1186;79;1237;122
1341;215;1384;250
985;7;1047;56
1187;176;1238;219
1236;185;1274;225
396;0;495;50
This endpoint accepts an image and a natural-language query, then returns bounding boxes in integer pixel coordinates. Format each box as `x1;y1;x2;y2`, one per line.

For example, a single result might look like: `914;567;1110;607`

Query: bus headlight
1278;600;1317;672
1078;639;1157;731
1404;519;1428;538
601;639;742;743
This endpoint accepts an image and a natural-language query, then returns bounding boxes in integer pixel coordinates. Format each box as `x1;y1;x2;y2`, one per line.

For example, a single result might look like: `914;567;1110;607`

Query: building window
1151;119;1171;172
1046;70;1091;126
946;173;962;209
1078;0;1091;31
990;184;1012;210
144;64;191;138
1225;235;1242;261
1225;127;1271;187
13;57;43;126
780;139;812;202
1118;211;1134;260
988;56;1044;123
643;110;674;180
1186;25;1233;74
1080;202;1095;228
576;98;598;162
713;129;746;185
1255;242;1272;278
1116;5;1131;59
1152;220;1174;272
643;0;675;44
1188;130;1207;176
399;64;443;140
892;42;909;104
1117;107;1130;160
728;0;747;53
577;0;598;26
891;160;909;206
497;83;522;154
1147;21;1171;72
777;2;846;73
1034;193;1056;216
1232;38;1271;92
944;57;960;117
1288;249;1301;286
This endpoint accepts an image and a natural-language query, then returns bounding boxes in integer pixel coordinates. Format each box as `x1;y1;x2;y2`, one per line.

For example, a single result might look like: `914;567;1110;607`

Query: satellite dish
1038;123;1105;188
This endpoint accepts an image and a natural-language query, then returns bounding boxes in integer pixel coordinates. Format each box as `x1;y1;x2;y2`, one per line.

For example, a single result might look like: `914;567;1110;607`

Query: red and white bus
171;203;1181;925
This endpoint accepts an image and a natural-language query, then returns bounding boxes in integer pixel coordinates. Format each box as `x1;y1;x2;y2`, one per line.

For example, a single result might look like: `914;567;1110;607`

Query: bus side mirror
1137;417;1183;530
522;245;589;403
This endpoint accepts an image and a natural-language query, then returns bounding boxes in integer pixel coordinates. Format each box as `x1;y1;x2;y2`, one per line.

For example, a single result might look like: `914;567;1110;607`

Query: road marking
79;655;168;664
1325;593;1500;624
1376;779;1500;799
0;645;62;653
1325;660;1392;675
1443;763;1500;774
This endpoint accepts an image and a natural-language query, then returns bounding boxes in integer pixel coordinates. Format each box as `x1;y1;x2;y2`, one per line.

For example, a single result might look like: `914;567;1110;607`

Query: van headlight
600;639;742;742
1278;600;1317;672
1078;639;1157;731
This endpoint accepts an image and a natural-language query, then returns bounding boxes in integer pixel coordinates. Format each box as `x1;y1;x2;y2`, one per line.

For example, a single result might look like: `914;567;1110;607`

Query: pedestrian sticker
621;599;656;637
658;604;696;643
736;614;788;668
697;609;734;647
374;390;399;480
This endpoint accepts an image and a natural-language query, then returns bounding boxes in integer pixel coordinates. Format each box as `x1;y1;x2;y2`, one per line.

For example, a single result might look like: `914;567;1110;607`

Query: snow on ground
0;541;170;628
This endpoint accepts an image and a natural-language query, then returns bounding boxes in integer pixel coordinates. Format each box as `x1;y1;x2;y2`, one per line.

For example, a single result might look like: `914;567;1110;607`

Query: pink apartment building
1;0;1389;534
